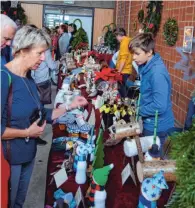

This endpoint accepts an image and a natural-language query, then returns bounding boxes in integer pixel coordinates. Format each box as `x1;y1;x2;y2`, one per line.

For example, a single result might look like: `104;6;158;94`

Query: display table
45;95;174;207
45;56;174;207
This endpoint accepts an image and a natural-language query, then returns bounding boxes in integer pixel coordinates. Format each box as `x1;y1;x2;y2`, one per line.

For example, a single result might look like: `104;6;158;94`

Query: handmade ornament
87;164;114;208
138;171;168;208
136;160;176;183
67;123;80;138
144;144;161;161
92;129;105;170
79;123;91;142
109;119;142;140
124;136;161;158
74;143;95;184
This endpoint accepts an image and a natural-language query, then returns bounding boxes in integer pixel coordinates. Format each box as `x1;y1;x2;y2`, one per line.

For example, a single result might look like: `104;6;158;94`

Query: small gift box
67;124;80;138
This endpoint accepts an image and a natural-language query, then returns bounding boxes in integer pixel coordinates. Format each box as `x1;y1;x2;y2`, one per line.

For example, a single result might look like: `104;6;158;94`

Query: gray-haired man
1;14;17;66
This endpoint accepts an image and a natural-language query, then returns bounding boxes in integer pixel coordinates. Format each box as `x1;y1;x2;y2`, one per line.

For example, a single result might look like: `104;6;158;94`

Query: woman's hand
69;96;88;110
27;120;46;138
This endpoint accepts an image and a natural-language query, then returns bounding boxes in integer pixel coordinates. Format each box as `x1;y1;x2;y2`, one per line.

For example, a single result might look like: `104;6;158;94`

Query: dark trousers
119;74;129;98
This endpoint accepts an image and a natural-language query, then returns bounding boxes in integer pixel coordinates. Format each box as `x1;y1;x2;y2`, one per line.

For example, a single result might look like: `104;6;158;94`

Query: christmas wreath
1;1;27;25
71;19;88;50
103;23;117;50
138;9;144;24
163;18;178;46
143;1;163;36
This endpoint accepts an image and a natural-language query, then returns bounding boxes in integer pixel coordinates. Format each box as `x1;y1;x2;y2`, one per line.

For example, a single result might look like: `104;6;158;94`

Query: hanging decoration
1;1;27;25
138;9;144;24
103;23;117;50
163;18;179;46
71;19;88;50
143;1;163;36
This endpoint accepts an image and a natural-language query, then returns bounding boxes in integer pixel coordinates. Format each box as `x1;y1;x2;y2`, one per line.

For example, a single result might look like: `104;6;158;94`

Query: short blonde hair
12;25;51;55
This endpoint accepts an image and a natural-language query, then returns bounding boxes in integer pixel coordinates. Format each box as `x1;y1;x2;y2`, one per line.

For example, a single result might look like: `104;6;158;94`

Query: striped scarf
73;155;86;171
88;180;105;207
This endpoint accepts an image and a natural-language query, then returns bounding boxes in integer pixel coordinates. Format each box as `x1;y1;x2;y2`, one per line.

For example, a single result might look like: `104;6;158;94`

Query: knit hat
93;164;114;186
148;144;161;158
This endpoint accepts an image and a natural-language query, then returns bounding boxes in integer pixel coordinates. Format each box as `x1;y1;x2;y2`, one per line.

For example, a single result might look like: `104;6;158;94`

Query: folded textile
54;189;66;200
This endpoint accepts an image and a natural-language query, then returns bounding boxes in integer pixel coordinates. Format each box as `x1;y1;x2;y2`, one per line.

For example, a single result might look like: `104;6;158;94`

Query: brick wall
116;0;195;126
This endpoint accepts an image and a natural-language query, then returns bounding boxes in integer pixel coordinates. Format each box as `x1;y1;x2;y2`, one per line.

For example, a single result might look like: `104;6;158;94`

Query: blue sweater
139;53;174;132
1;66;53;164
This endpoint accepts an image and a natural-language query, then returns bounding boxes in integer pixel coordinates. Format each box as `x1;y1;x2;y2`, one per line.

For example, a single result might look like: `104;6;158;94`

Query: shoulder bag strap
1;70;12;162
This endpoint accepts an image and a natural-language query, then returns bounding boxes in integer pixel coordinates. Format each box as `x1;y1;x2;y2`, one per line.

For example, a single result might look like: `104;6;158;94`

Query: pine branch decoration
166;122;195;207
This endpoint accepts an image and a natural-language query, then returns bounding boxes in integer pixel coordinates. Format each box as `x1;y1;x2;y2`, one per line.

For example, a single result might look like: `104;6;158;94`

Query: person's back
116;36;132;74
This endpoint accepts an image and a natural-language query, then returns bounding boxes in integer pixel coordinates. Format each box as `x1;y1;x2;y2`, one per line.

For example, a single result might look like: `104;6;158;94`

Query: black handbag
36;79;52;105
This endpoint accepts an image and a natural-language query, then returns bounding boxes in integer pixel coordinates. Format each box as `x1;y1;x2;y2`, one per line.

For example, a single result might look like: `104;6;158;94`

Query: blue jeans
10;159;35;208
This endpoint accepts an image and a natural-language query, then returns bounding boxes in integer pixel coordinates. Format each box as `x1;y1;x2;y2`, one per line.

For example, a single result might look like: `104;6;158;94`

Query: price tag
54;168;68;188
121;163;137;186
75;186;86;208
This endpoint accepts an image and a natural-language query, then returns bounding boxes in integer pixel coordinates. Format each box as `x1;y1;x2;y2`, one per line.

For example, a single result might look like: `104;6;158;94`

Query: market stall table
45;84;174;207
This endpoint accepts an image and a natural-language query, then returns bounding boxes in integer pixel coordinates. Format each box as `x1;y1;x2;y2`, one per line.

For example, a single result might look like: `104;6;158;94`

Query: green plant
1;1;27;25
103;23;117;50
163;18;178;46
166;121;195;208
71;19;88;50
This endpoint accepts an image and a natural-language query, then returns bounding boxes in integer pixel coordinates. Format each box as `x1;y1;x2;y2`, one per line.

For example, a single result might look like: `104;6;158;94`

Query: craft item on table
54;90;66;108
94;95;104;109
79;123;91;142
55;113;76;125
67;123;80;138
136;160;176;183
124;136;160;158
52;141;73;152
54;189;75;208
72;89;81;96
75;114;85;128
144;144;161;161
88;82;98;98
74;143;94;184
138;171;168;208
92;129;104;170
87;164;114;208
106;119;143;145
95;67;122;82
70;67;83;75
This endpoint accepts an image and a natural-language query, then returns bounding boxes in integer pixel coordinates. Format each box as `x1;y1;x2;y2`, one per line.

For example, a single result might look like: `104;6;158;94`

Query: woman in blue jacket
1;26;88;207
129;33;175;155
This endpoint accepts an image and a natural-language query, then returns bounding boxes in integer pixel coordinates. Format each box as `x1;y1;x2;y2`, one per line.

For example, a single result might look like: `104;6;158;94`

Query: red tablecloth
46;74;174;208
